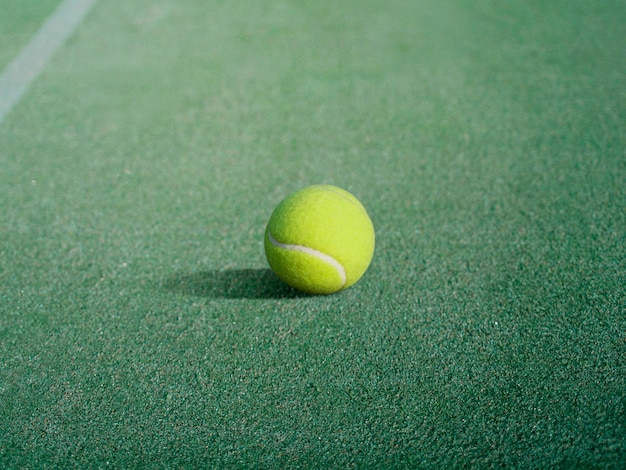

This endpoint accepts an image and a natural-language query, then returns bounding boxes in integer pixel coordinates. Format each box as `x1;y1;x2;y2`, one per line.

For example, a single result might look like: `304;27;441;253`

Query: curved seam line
268;231;346;287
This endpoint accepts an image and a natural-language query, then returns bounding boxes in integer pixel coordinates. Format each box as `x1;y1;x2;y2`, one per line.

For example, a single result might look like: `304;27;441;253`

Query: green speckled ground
1;0;624;467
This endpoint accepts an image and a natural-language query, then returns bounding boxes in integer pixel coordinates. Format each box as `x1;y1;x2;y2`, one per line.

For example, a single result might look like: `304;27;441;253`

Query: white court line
0;0;99;123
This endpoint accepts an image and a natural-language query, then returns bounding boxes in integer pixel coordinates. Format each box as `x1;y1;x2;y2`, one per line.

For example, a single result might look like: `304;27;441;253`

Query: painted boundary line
0;0;99;123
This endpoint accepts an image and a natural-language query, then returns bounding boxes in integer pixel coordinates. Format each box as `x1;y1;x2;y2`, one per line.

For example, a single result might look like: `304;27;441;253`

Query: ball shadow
163;268;305;299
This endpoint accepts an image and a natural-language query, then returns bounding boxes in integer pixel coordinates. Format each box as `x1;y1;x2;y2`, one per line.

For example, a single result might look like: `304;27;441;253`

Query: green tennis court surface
0;1;62;71
1;0;624;467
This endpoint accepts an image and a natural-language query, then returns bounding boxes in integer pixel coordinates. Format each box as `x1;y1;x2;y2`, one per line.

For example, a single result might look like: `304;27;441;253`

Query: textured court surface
1;0;625;467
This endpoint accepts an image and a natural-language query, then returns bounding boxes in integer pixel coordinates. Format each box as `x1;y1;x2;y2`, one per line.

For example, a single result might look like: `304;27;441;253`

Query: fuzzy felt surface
265;185;375;293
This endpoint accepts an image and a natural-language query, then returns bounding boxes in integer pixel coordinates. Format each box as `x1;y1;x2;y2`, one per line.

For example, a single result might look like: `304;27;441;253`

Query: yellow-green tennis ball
264;184;375;295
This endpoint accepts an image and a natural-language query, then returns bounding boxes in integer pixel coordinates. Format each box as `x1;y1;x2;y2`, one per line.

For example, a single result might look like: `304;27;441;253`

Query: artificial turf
1;0;625;467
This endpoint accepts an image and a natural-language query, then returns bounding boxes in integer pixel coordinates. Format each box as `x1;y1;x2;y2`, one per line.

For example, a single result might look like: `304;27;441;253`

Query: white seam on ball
268;231;347;287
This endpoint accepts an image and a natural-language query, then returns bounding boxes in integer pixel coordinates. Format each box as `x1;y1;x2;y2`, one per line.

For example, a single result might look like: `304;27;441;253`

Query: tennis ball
264;184;375;294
